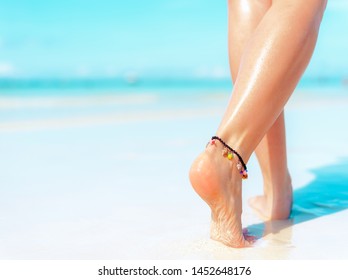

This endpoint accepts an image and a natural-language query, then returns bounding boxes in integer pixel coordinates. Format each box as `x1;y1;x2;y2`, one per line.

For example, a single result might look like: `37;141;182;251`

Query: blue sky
0;0;347;79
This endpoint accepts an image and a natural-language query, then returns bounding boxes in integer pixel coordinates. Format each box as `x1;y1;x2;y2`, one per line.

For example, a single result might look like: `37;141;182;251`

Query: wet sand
0;88;347;259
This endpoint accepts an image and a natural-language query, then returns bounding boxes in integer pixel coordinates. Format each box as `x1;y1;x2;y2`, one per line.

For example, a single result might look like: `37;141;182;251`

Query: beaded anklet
208;136;248;179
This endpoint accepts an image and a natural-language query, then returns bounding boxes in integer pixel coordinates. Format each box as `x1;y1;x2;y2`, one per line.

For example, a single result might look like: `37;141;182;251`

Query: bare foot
248;176;293;221
189;141;251;248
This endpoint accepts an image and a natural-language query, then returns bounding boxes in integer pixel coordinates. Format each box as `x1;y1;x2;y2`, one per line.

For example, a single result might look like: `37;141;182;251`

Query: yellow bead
227;153;233;160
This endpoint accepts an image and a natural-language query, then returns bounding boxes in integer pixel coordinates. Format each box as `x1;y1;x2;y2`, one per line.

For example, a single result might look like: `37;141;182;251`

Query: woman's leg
249;114;293;220
190;0;327;247
227;0;292;220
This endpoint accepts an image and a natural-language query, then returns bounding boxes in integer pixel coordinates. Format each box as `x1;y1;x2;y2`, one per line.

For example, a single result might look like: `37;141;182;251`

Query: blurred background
0;0;347;92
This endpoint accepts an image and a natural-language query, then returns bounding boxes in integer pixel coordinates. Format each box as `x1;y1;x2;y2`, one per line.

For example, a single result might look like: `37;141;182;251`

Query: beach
0;86;347;259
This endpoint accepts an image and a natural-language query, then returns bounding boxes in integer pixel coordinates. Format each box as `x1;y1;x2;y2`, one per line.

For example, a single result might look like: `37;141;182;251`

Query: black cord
211;136;248;172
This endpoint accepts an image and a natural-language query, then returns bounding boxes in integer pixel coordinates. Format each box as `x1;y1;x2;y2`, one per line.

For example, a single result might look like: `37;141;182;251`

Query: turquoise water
0;78;233;95
0;76;347;97
0;1;347;94
248;158;348;239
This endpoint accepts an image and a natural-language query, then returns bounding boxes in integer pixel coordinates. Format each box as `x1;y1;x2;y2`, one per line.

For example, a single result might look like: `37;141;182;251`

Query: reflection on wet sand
247;158;348;257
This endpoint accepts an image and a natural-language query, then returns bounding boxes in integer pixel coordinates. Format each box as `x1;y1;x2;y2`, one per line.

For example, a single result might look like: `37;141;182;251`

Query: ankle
263;170;292;192
208;136;249;180
215;129;255;163
263;173;293;208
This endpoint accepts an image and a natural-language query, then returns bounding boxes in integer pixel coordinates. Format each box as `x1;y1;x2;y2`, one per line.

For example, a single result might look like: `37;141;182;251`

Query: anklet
208;136;248;179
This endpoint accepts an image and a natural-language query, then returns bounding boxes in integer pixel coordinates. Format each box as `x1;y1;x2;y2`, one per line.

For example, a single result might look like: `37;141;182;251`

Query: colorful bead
210;136;248;179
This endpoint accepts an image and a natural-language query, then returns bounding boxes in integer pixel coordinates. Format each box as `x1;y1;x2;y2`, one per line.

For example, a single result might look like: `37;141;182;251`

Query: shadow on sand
248;158;348;239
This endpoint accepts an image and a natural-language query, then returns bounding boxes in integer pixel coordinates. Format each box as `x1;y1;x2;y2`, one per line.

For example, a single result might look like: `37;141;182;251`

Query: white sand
0;88;347;259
